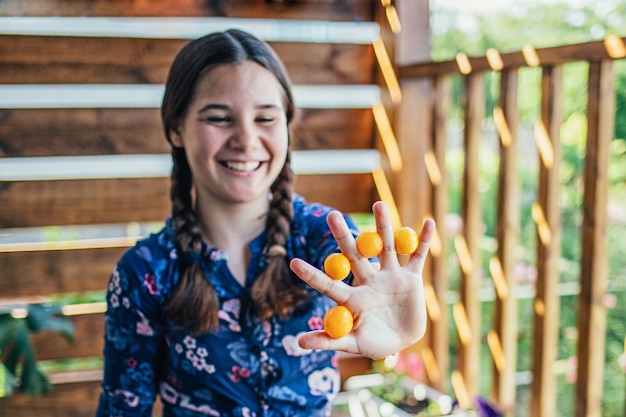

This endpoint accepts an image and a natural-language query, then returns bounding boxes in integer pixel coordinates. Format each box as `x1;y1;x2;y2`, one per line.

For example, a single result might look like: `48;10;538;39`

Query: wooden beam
492;68;520;415
574;60;613;417
399;36;626;79
456;73;484;398
530;65;563;417
426;75;451;392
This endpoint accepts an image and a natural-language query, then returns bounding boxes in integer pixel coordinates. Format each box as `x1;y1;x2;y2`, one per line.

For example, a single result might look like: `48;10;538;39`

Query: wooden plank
0;174;374;228
0;178;172;228
0;109;373;156
456;73;484;399
33;313;106;361
0;35;374;85
0;246;124;300
0;108;373;157
0;380;103;417
0;0;376;21
0;108;167;157
530;65;563;417
295;173;376;214
399;36;626;79
574;60;613;417
492;69;520;416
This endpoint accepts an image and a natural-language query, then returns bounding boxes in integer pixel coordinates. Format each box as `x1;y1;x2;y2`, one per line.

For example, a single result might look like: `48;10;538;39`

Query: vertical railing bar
492;68;520;416
574;59;613;417
457;72;484;398
530;64;563;417
428;74;452;393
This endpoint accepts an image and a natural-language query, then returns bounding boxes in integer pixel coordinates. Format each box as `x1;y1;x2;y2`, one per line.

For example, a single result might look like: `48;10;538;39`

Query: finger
406;218;436;274
298;330;359;355
326;211;374;277
371;201;399;268
290;258;351;304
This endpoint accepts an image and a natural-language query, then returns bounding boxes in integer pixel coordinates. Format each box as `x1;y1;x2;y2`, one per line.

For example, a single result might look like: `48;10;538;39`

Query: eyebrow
196;103;283;113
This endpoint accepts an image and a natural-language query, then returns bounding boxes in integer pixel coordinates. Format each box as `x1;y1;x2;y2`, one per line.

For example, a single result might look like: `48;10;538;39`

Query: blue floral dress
96;195;359;417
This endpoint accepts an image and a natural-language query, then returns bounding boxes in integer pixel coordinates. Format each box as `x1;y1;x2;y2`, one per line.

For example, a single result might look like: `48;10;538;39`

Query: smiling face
169;61;289;207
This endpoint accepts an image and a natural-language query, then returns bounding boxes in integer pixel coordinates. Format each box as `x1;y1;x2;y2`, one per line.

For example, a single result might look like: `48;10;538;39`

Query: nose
228;119;259;150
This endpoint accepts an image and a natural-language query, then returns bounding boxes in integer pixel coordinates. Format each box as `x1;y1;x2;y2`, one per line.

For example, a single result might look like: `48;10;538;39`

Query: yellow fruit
356;230;383;258
394;226;419;255
323;305;354;339
323;253;351;280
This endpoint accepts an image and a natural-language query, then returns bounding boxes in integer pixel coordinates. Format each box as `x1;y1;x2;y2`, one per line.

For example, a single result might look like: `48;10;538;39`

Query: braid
252;154;308;319
164;147;220;333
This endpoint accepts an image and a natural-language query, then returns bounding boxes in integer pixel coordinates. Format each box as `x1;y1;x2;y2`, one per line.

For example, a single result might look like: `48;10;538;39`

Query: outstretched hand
289;201;435;360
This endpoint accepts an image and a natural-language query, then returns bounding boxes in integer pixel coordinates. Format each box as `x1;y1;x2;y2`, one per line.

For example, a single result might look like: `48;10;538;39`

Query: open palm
290;201;435;360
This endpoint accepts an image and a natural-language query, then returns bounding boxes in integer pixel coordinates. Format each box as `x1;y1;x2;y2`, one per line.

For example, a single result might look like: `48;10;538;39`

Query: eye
256;116;275;124
203;115;231;125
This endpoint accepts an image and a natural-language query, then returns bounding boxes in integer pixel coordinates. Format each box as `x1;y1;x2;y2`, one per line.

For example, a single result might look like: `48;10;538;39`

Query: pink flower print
183;335;196;349
331;353;339;368
308;315;323;330
312;209;325;217
143;273;158;295
222;299;241;316
230;366;251;383
167;374;183;390
230;367;241;383
126;357;137;368
136;311;154;336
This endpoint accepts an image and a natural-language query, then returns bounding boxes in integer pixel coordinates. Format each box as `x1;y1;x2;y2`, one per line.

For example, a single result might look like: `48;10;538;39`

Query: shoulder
115;218;179;300
292;194;358;234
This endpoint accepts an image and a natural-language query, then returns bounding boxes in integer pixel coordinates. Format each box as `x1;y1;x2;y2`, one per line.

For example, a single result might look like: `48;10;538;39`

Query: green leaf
0;305;69;397
19;354;52;396
0;323;30;376
0;363;16;398
0;318;22;352
25;304;75;343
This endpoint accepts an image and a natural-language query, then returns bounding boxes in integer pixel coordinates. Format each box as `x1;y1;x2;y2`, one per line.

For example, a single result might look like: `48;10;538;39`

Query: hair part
161;29;304;333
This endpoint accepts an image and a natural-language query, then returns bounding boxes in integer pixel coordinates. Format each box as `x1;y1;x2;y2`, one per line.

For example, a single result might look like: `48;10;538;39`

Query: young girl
96;29;434;417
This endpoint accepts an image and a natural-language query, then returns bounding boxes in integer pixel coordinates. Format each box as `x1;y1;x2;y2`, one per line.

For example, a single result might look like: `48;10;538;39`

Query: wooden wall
0;0;393;415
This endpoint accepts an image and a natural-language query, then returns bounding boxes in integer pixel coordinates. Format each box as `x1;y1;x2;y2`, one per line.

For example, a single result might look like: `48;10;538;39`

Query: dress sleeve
96;250;166;417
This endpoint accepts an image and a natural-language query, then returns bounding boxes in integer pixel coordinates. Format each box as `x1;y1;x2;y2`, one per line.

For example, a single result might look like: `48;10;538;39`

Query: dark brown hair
161;29;307;333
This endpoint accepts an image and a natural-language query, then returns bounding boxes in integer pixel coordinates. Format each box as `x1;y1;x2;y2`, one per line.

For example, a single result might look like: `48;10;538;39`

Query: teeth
225;161;261;172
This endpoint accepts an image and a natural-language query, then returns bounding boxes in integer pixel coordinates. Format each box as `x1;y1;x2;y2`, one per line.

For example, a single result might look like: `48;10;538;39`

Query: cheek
188;126;222;153
267;126;290;154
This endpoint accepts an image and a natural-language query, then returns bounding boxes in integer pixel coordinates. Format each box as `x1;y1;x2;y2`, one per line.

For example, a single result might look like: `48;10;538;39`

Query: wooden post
425;75;451;392
574;60;613;417
456;72;484;399
492;68;520;415
393;0;432;232
392;0;437;379
530;65;563;417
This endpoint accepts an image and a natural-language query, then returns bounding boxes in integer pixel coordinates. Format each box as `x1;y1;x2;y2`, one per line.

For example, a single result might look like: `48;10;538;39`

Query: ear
169;127;185;148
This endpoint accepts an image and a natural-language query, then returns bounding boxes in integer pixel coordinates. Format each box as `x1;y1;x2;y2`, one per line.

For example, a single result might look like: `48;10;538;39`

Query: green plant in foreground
0;304;74;397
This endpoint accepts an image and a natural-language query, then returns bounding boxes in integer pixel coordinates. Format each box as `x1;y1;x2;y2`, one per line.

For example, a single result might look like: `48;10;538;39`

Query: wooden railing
396;36;625;417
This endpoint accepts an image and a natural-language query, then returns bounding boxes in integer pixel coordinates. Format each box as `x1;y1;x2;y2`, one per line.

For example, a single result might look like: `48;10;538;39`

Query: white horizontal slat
0;85;380;109
0;150;380;181
0;17;379;44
